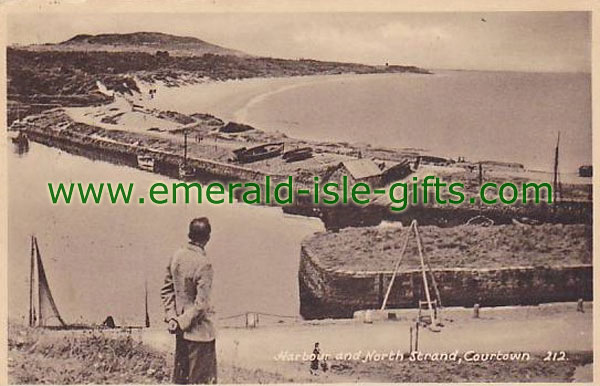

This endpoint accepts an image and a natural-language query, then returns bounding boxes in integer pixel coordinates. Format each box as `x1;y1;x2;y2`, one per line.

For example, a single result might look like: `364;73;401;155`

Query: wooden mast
29;236;35;327
553;132;560;204
31;237;66;327
36;239;42;326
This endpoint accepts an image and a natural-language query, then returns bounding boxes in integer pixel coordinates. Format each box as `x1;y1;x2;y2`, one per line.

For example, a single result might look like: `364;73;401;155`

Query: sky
7;12;590;72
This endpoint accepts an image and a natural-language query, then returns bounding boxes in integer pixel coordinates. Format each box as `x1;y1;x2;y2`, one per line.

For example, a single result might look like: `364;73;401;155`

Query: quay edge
298;244;592;320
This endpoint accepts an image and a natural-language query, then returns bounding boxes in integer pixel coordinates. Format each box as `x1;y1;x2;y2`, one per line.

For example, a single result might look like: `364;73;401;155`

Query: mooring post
473;303;480;318
378;273;384;306
415;321;420;351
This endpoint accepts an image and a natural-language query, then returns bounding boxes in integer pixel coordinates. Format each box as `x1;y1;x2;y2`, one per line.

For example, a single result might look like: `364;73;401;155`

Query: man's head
188;217;211;246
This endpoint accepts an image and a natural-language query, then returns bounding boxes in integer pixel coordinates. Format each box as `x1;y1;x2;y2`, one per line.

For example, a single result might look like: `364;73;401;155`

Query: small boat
137;154;156;172
235;142;284;163
381;159;412;183
283;147;313;163
579;165;592;177
178;163;196;180
29;236;66;328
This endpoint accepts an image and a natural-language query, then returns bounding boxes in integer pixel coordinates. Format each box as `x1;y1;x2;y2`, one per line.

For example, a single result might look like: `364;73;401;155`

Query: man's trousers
173;335;217;384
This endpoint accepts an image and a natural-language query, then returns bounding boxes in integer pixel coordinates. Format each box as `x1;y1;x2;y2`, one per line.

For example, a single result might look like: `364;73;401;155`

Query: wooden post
409;326;413;353
415;322;419;351
378;273;384;306
183;130;188;166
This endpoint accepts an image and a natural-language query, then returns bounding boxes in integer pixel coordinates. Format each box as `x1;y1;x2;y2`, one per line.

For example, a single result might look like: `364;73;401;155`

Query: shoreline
136;72;423;123
135;71;591;175
11;100;592;229
9;67;592;179
229;72;432;124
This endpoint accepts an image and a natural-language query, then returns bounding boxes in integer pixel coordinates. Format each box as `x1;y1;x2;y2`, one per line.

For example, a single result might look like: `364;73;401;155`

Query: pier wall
299;246;592;319
386;204;592;227
21;121;592;229
24;127;286;183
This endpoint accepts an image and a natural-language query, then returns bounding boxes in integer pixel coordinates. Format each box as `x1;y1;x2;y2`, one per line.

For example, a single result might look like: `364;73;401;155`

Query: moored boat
234;142;284;163
283;147;313;163
579;165;592;177
137;154;155;172
178;163;196;179
29;236;66;328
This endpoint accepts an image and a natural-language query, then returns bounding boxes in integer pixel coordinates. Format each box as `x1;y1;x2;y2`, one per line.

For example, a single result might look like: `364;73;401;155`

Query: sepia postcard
1;1;596;385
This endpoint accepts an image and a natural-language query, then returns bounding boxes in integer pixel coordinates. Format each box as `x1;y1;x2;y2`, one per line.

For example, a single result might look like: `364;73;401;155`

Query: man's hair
189;217;211;243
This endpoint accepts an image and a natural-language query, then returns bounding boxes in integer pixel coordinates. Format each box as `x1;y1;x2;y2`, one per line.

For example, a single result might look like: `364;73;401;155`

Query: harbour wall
24;127;287;184
298;246;592;319
21;124;592;228
385;203;592;227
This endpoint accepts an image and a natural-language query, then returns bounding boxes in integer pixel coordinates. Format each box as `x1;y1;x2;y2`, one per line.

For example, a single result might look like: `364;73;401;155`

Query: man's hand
168;319;180;334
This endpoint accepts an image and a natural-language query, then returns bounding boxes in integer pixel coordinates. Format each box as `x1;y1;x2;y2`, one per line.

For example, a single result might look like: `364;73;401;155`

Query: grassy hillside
7;324;296;384
7;41;429;124
26;32;247;57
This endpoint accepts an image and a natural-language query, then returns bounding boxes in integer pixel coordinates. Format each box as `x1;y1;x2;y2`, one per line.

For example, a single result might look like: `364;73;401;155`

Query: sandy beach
132;71;590;174
134;73;394;123
6;10;594;385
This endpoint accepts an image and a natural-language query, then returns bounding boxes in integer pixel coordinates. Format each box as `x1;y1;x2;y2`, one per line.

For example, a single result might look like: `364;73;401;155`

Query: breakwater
384;202;592;227
298;245;592;319
17;111;592;229
24;125;287;184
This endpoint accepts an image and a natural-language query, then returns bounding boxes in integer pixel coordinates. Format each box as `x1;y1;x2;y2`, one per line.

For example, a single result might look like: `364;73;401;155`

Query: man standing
161;217;217;384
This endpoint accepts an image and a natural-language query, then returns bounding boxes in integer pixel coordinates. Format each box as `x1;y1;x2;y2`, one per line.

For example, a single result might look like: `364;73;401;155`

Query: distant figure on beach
310;342;321;375
161;217;217;384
